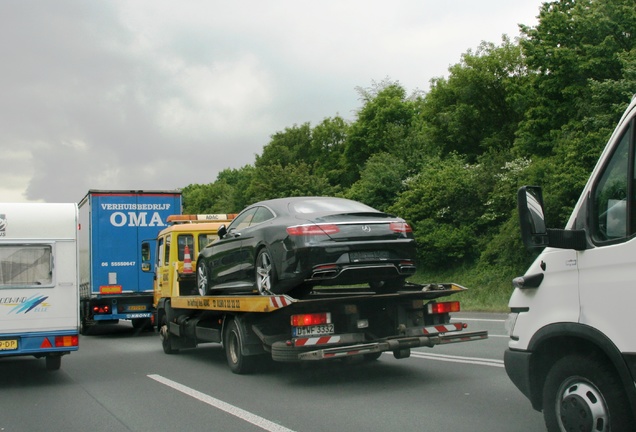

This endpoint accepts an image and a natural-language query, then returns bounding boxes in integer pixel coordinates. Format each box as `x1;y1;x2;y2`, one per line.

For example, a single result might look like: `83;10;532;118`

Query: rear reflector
427;301;460;314
287;224;340;236
291;312;331;326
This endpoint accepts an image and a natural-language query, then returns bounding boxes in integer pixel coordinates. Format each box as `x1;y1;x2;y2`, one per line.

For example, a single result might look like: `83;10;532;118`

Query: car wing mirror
217;224;227;239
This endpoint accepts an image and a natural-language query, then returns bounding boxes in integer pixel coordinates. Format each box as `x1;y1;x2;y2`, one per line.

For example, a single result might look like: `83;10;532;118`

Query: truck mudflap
298;330;488;361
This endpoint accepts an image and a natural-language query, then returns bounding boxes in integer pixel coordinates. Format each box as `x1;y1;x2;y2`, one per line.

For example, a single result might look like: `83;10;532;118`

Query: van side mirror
518;186;549;248
517;186;587;250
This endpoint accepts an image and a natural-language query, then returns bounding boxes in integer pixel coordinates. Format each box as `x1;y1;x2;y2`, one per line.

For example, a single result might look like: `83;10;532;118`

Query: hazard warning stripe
421;323;463;335
269;296;292;308
294;335;342;347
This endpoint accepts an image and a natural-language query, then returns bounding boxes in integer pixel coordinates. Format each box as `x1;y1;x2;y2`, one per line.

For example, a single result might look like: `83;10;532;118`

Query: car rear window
290;199;376;215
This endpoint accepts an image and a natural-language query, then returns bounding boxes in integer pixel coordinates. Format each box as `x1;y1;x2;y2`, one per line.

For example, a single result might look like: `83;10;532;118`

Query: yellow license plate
0;339;18;351
128;305;146;311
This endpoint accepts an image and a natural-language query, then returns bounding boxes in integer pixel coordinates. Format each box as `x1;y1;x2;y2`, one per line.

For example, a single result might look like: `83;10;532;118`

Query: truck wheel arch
526;322;636;412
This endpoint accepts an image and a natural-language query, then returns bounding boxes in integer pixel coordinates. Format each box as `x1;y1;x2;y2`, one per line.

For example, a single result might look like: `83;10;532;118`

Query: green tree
344;81;419;183
346;152;408;212
419;38;530;162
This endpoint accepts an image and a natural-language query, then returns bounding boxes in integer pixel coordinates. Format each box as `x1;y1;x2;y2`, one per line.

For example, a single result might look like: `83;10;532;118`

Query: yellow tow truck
143;214;488;374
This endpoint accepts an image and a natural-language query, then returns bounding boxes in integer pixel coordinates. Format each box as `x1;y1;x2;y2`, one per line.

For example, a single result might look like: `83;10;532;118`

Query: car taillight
390;222;412;233
286;224;340;236
93;305;110;314
427;301;460;314
54;335;79;347
291;312;331;326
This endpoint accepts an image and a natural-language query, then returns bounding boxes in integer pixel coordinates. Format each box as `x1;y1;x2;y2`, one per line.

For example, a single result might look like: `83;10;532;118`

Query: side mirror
518;186;548;248
217;224;227;239
517;186;587;250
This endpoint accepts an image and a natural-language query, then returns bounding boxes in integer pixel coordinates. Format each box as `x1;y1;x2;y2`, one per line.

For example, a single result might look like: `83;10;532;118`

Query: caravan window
0;244;53;288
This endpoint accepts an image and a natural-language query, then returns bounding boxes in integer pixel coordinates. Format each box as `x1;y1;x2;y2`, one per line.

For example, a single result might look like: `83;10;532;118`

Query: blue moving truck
78;190;182;334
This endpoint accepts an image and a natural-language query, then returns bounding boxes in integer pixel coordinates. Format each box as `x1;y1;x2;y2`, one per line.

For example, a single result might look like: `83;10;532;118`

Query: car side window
228;208;258;232
251;207;274;225
591;121;634;242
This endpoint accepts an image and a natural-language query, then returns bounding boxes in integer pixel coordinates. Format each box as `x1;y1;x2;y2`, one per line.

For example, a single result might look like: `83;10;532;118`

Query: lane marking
148;374;296;432
405;352;505;368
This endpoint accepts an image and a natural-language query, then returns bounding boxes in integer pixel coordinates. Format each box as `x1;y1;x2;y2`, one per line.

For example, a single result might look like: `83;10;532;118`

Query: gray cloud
0;0;542;203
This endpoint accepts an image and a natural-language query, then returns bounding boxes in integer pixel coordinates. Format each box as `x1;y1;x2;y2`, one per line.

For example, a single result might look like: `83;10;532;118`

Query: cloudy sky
1;1;544;203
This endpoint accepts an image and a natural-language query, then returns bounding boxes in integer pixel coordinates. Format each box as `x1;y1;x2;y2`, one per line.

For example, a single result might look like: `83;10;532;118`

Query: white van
505;96;636;430
0;203;80;370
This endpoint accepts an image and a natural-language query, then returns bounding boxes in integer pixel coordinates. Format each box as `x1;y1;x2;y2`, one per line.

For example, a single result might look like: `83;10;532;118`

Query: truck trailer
78;190;182;334
0;203;80;370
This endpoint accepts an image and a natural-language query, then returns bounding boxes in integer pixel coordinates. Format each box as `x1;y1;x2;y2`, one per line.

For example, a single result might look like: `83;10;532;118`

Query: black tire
132;318;152;331
255;249;276;295
542;354;634;431
160;315;179;354
224;318;258;374
363;352;383;362
196;260;209;296
80;316;93;336
45;355;61;371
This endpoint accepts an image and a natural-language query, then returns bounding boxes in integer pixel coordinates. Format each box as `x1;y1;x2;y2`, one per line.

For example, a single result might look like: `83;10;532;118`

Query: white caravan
0;203;80;370
505;95;636;430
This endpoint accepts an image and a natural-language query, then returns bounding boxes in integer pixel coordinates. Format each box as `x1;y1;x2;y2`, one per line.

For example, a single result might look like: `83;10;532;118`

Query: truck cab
505;96;636;430
141;214;235;305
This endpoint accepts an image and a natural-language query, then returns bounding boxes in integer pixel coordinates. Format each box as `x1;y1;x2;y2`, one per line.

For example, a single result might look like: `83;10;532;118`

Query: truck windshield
0;244;53;288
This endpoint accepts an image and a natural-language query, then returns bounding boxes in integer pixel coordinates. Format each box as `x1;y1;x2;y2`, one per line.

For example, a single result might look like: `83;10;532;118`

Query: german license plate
293;324;335;337
350;251;390;262
0;339;18;351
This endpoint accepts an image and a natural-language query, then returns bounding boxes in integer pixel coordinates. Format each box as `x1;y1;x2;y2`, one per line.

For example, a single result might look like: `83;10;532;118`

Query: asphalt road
0;313;546;432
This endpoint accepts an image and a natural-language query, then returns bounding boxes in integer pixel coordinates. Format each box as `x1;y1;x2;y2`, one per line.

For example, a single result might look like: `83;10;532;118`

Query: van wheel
542;354;634;431
255;250;276;295
45;355;61;371
196;261;209;296
224;319;258;374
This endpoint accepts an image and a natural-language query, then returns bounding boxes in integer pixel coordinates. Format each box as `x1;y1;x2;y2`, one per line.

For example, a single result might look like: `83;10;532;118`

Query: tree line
182;0;636;278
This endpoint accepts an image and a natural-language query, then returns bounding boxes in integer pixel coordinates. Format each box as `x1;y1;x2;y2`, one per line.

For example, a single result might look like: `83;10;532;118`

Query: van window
0;244;53;288
177;234;194;261
591;122;633;242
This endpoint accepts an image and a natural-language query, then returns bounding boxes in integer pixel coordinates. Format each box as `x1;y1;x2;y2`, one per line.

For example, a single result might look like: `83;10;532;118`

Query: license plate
0;339;18;351
127;305;146;311
293;324;335;337
350;251;390;262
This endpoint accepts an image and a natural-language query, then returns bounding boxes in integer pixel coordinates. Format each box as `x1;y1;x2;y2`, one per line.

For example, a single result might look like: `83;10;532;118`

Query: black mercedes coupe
196;197;416;298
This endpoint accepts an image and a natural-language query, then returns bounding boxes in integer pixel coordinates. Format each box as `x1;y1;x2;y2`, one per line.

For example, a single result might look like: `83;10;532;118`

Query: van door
578;116;636;352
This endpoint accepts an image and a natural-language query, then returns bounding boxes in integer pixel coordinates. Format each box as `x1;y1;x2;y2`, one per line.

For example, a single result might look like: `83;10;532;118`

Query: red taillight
427;301;460;314
54;335;79;347
390;222;412;233
291;312;331;326
92;305;110;314
286;224;340;236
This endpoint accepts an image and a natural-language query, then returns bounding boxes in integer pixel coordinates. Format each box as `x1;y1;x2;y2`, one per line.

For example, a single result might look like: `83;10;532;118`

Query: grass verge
410;264;519;313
